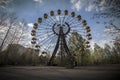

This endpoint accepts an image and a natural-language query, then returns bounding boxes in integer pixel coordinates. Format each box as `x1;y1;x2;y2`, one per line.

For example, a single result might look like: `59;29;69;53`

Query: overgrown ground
0;64;120;80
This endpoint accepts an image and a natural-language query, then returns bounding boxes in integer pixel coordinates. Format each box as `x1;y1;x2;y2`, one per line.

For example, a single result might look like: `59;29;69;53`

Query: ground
0;64;120;80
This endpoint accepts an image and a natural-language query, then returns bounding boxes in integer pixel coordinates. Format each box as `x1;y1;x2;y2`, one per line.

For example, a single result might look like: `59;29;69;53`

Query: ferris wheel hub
52;22;70;35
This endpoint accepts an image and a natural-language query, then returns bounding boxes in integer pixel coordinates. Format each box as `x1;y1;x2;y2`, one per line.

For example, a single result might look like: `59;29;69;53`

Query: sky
0;0;113;49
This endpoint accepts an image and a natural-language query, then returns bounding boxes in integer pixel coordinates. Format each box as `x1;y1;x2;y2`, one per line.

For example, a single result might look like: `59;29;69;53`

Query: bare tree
0;13;16;52
0;13;27;53
0;0;13;9
92;0;120;43
93;0;120;19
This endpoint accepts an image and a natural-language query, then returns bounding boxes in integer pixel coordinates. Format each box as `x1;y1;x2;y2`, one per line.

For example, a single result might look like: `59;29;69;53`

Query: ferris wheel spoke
40;37;56;51
71;26;84;29
36;30;53;34
47;42;56;51
52;16;59;24
48;16;57;24
39;33;55;45
43;17;54;25
36;32;54;38
70;26;83;29
46;43;55;52
37;27;47;31
67;17;77;24
36;33;53;39
43;42;53;52
69;20;81;26
61;15;70;25
45;20;54;27
46;18;55;25
59;15;62;25
65;15;77;24
36;32;53;36
42;20;54;27
39;23;53;28
37;28;52;31
62;15;65;24
37;27;52;30
69;23;82;27
64;15;71;22
70;30;86;35
44;36;57;51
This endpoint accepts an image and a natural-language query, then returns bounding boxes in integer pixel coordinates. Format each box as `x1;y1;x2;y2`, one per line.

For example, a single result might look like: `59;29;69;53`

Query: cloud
70;0;84;11
73;0;82;11
24;32;32;38
70;0;95;11
85;4;95;12
27;23;33;28
33;0;43;3
20;40;31;48
104;27;119;35
98;39;112;48
70;0;107;12
90;39;113;49
90;40;95;49
19;31;32;47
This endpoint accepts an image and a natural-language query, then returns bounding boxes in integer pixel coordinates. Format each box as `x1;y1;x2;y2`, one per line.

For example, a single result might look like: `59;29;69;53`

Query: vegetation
0;0;119;67
0;31;120;66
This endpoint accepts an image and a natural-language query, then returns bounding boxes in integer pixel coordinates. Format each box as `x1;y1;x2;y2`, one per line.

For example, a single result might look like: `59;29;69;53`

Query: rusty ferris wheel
31;9;92;66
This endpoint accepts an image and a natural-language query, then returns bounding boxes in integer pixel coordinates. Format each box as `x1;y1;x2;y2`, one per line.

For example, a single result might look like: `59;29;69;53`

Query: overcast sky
0;0;114;49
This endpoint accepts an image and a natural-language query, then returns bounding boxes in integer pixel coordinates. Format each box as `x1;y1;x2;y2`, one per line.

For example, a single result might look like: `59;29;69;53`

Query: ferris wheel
31;9;92;66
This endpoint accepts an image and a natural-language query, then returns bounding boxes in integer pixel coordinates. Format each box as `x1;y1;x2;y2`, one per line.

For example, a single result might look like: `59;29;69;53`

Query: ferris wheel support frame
48;25;74;66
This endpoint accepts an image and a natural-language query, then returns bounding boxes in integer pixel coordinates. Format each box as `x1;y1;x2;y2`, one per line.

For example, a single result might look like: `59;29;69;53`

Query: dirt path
0;65;120;80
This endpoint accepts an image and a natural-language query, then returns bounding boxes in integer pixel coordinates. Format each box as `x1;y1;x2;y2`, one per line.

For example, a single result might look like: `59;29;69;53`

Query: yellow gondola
31;41;36;44
86;41;89;44
33;23;38;29
31;30;36;33
86;33;91;37
64;10;68;15
86;26;90;29
82;20;87;26
77;15;81;21
71;12;75;17
31;33;36;36
86;45;90;48
86;28;91;33
50;11;54;16
57;9;61;15
38;18;42;23
35;45;40;48
32;37;37;40
87;37;92;40
44;13;48;19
